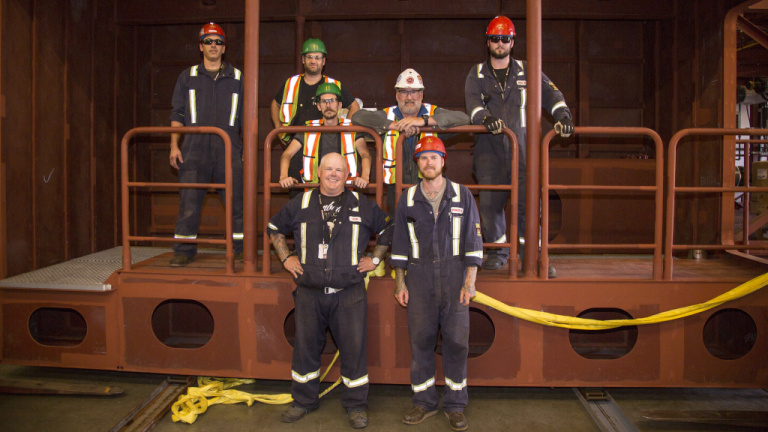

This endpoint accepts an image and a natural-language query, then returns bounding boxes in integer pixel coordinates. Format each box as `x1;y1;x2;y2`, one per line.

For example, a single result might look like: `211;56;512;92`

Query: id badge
318;244;328;259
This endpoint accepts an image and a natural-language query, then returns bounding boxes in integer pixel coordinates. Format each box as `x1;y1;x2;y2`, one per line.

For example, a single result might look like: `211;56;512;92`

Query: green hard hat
302;38;327;55
315;82;342;102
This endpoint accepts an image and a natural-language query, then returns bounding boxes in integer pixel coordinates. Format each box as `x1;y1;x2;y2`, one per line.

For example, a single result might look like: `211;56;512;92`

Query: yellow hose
172;271;768;424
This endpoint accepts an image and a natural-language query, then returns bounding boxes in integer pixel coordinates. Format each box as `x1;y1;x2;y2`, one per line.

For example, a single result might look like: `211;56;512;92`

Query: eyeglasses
397;89;422;96
202;38;225;46
304;54;324;61
318;98;338;104
488;36;513;44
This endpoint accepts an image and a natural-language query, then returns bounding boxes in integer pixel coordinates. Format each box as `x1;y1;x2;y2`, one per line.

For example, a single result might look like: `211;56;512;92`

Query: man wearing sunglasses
351;68;469;216
168;22;244;267
465;16;574;277
272;38;361;198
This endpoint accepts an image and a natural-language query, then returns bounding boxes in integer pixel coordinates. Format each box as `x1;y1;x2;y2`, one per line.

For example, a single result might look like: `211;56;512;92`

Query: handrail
120;126;235;274
664;128;768;280
394;126;519;279
262;125;383;275
541;127;665;280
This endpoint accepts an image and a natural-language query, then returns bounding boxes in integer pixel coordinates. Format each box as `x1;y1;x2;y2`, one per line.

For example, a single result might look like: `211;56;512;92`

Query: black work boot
402;406;438;425
482;255;505;270
281;405;316;423
348;409;368;429
444;411;468;431
169;254;193;267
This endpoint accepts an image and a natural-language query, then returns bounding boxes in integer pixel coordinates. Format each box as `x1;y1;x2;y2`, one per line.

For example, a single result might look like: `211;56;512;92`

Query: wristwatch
422;114;429;127
372;257;381;265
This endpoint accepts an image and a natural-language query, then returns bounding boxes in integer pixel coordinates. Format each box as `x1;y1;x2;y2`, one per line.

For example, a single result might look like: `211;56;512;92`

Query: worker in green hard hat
272;38;361;198
278;82;371;191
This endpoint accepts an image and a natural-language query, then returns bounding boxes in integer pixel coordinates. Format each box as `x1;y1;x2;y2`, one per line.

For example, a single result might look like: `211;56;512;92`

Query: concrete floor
0;365;767;431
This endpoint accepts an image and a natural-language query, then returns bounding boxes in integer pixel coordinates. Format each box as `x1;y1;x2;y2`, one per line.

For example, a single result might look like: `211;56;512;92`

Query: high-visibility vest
278;74;342;142
301;118;358;183
381;104;438;184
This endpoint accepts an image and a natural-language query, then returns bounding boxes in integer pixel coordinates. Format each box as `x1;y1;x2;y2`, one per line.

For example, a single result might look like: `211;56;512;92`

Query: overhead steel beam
738;15;768;51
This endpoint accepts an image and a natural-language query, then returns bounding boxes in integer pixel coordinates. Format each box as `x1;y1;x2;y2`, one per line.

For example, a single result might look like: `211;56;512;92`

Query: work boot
169;254;193;267
444;411;468;431
402;406;438;425
348;409;368;429
482;255;505;271
281;405;316;423
548;265;557;279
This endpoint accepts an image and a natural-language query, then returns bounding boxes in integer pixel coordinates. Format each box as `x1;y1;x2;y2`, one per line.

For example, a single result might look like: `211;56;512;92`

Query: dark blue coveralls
390;178;483;413
464;58;571;264
267;189;394;413
170;62;244;257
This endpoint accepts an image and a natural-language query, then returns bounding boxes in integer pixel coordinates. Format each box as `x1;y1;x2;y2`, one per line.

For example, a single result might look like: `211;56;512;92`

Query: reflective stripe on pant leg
412;376;435;393
342;375;369;388
444;377;467;391
292;369;320;383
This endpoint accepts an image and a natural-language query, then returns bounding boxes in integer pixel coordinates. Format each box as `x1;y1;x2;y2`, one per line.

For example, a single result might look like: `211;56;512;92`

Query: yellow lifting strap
472;271;768;330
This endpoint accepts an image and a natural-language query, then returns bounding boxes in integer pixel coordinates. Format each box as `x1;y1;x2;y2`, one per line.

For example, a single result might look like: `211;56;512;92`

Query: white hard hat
395;68;424;89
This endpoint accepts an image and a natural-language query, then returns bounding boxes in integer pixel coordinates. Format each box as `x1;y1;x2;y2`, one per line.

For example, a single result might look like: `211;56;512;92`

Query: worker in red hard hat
391;136;483;431
168;23;244;267
465;16;574;278
272;38;361;199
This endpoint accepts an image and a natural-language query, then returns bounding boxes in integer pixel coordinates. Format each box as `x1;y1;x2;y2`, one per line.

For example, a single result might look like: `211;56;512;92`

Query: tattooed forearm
269;233;291;262
461;265;477;296
371;245;388;261
395;268;407;295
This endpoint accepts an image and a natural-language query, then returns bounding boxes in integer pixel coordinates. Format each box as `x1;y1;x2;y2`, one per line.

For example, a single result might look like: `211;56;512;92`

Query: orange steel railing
262;126;383;275
394;126;519;279
541;127;665;280
121;127;235;274
664;128;768;279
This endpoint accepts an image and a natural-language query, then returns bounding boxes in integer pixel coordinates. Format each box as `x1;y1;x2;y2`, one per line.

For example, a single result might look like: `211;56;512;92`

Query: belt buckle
324;287;341;294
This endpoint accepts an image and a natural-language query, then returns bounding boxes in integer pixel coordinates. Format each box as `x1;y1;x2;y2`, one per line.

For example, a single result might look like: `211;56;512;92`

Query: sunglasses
201;38;225;46
488;36;513;44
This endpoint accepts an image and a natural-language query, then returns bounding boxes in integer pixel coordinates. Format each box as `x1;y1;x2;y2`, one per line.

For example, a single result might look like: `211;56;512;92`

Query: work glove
483;116;505;135
555;118;574;138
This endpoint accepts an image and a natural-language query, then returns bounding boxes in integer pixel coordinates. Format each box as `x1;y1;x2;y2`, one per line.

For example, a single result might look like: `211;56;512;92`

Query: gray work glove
554;118;574;138
483;116;505;135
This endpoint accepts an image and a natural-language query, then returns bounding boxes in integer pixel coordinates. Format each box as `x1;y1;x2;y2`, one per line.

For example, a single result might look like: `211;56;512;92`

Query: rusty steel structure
1;0;768;389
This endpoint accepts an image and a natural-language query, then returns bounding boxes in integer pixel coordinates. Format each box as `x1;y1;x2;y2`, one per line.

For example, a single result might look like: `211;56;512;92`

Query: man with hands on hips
268;152;394;429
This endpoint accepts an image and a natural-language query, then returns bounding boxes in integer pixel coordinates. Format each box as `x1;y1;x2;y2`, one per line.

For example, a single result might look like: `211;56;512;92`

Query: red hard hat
199;22;226;42
486;16;515;37
413;136;447;161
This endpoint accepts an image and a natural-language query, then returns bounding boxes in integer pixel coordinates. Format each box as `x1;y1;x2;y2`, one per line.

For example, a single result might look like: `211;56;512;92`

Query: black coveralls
170;62;244;257
267;189;393;412
464;58;571;263
390;178;483;412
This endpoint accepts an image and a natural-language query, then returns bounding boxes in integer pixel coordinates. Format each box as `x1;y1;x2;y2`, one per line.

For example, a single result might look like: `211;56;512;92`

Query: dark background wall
0;0;763;278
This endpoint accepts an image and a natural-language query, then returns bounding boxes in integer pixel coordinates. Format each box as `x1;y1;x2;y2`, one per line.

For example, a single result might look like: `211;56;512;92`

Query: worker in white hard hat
351;68;469;216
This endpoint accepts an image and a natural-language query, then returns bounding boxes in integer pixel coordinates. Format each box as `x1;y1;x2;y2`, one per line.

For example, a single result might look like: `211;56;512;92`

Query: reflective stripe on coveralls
381;104;437;184
301;118;358;183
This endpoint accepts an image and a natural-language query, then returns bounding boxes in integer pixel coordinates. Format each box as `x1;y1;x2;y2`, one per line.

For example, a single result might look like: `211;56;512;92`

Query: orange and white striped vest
381;104;438;184
301;118;358;183
279;74;342;142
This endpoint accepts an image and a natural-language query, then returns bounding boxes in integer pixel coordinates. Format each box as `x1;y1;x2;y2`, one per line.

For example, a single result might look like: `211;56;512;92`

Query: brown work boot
169;254;192;267
281;405;316;423
348;409;368;429
444;411;468;431
402;406;438;425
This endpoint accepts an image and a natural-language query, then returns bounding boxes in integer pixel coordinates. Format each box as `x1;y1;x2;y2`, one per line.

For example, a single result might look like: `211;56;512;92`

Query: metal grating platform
0;247;218;291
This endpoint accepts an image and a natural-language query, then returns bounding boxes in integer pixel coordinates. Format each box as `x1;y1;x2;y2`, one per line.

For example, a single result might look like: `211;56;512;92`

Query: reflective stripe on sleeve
174;234;197;239
267;223;279;231
229;93;239;126
351;224;360;265
466;250;483;259
445;377;467;391
292;369;320;383
452;216;461;256
494;234;507;243
470;106;484;120
412;377;435;393
407;222;419;259
189;90;197;124
391;255;408;261
342;375;369;388
300;223;307;264
232;233;244;240
550;101;567;115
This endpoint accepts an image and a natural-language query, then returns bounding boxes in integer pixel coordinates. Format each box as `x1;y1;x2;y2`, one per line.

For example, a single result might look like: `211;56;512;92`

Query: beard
323;109;338;120
419;167;443;180
490;46;510;59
